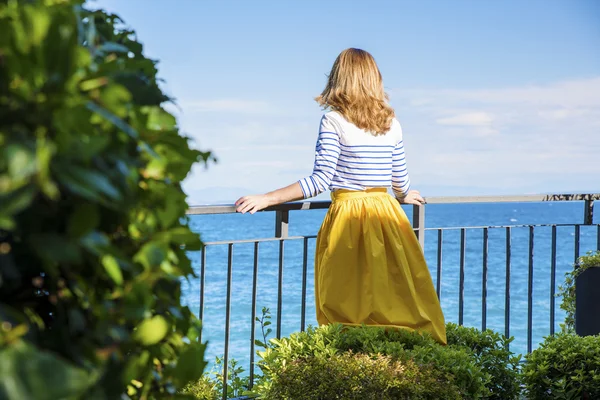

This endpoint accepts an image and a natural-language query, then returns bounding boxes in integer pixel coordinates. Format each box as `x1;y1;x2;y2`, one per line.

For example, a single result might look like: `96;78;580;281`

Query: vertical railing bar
436;229;443;300
301;237;309;332
412;203;426;248
574;225;580;262
505;227;511;344
482;228;488;332
222;243;234;400
275;210;289;238
550;226;557;336
583;199;594;225
459;228;466;326
276;240;284;339
527;226;534;354
597;224;600;251
249;242;259;388
198;246;206;342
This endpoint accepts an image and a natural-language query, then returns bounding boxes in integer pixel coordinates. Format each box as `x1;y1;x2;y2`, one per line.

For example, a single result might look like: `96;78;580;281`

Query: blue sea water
182;201;599;373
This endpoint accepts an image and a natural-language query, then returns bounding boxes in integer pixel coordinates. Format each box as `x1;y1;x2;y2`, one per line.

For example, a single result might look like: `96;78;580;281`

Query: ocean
182;201;599;373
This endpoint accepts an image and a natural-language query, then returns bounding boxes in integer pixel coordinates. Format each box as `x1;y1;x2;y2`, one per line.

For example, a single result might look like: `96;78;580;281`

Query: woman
235;48;446;344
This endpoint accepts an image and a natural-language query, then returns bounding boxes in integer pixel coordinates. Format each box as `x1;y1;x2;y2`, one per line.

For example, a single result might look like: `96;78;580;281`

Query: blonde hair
316;48;395;135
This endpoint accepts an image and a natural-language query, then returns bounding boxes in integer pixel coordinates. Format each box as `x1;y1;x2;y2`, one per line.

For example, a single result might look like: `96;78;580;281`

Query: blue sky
94;0;600;204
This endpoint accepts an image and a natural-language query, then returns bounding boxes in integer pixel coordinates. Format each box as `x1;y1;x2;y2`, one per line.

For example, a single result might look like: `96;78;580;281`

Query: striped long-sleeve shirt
298;111;411;199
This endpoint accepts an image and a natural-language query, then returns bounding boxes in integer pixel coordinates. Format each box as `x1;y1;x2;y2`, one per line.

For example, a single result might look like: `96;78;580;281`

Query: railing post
584;199;594;225
412;204;425;249
275;210;289;238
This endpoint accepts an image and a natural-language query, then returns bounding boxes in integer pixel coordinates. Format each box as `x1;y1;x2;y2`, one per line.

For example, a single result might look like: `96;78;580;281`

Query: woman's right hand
400;190;425;205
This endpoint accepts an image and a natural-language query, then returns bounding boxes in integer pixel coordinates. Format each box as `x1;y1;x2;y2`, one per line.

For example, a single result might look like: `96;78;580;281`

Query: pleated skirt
314;188;447;344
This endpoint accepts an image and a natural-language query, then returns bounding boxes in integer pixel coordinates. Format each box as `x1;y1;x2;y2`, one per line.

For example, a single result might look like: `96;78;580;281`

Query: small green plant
522;333;600;400
182;376;219;400
558;251;600;332
446;323;522;400
184;357;252;400
254;307;273;350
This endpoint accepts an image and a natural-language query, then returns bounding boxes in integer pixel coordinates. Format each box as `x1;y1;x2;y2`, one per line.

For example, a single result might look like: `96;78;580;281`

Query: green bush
334;325;491;398
263;351;460;400
0;0;212;399
558;251;600;332
522;333;600;400
255;324;492;399
446;323;522;400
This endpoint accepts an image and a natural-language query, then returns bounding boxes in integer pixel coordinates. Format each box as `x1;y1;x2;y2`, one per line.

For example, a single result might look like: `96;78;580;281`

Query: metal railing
187;193;600;398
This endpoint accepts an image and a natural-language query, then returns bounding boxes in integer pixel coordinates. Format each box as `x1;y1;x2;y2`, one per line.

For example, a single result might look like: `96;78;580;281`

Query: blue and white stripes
298;112;411;199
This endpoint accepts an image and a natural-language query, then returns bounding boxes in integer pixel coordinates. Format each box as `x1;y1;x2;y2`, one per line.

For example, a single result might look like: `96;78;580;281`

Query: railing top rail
187;193;600;215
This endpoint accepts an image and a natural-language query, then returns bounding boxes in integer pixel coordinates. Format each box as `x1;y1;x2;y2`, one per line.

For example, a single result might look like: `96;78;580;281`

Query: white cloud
403;77;600;108
436;112;494;127
177;99;273;114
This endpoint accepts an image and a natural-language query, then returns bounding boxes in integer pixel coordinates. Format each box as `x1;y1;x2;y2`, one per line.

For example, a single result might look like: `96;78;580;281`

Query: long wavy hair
316;48;395;135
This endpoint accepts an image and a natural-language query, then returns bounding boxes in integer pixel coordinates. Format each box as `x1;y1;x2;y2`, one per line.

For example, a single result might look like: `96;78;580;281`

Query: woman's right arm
297;114;341;198
236;114;341;214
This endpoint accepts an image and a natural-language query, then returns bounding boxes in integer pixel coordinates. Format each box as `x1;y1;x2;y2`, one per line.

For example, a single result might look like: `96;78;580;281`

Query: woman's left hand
235;194;271;214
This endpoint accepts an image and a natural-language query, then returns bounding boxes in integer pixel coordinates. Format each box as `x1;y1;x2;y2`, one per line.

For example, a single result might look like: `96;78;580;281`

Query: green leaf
134;242;167;270
171;341;208;387
86;101;139;139
80;76;109;91
122;351;150;385
101;254;123;285
54;163;122;204
145;106;177;131
24;6;51;47
29;234;82;266
0;185;37;219
0;341;94;400
35;137;59;200
133;316;170;346
6;144;36;181
67;203;99;238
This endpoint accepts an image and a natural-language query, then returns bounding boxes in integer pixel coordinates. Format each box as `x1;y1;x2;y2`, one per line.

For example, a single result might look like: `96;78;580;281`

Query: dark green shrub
334;325;490;398
263;351;460;400
558;251;600;332
0;0;212;398
522;333;600;400
255;324;490;399
446;323;522;399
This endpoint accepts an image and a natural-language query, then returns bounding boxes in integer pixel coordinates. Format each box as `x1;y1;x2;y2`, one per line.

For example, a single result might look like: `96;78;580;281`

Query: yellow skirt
314;188;447;344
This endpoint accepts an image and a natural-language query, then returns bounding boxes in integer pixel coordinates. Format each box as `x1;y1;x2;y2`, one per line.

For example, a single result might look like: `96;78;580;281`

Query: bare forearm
265;182;305;207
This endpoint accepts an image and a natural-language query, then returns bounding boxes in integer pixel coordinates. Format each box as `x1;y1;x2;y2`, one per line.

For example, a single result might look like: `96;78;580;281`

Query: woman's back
298;111;411;199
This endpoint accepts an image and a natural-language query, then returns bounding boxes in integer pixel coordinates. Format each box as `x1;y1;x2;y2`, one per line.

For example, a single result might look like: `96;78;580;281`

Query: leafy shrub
522;333;600;400
182;376;219;400
255;324;490;399
446;323;522;399
558;251;600;332
0;0;212;398
183;358;252;400
334;325;491;398
263;351;460;400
